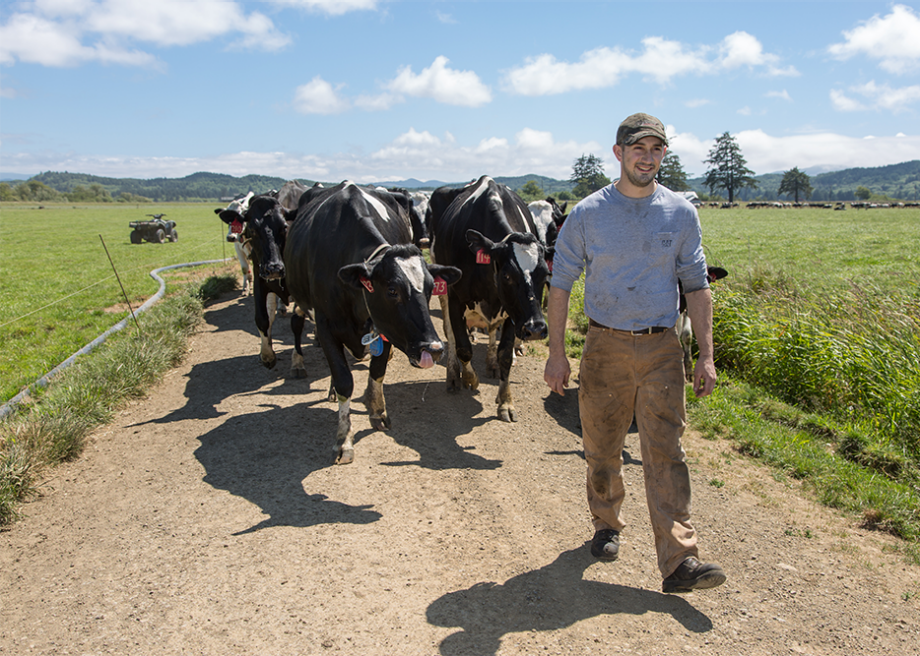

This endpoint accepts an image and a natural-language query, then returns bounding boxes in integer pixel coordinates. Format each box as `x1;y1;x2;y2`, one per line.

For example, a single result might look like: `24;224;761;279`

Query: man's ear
612;144;623;162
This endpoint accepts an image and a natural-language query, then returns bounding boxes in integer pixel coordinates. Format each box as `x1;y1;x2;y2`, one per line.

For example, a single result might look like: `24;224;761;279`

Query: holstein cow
429;175;551;422
284;182;461;464
216;182;308;378
217;191;256;295
527;197;567;250
677;266;728;381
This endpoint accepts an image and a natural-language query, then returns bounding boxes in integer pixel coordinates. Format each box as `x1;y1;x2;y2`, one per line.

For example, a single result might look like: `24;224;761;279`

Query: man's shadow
427;545;713;655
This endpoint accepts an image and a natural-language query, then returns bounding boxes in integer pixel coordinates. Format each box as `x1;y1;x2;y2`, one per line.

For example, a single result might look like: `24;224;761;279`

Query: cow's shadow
427;545;713;655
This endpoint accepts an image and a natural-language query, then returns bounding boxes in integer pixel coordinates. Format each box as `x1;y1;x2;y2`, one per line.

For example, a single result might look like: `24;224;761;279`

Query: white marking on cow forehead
359;188;391;222
397;257;426;293
512;241;540;274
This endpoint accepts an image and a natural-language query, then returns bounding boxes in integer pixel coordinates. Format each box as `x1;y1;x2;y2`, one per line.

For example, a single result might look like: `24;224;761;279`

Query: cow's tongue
419;351;434;369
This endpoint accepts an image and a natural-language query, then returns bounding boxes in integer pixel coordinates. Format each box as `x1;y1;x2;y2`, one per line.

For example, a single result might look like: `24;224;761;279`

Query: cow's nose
424;340;445;362
260;262;285;280
521;321;548;341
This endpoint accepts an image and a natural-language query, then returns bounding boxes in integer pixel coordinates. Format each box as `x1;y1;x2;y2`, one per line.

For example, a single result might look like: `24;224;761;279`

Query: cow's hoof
291;366;307;379
335;447;355;465
498;406;517;422
485;366;499;379
261;356;277;370
370;414;391;431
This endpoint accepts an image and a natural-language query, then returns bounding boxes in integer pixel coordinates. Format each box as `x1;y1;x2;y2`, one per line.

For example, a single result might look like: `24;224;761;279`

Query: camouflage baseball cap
616;113;668;147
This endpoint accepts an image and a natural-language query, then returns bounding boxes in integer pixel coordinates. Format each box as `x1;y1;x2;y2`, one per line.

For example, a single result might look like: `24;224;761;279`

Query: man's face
614;136;666;189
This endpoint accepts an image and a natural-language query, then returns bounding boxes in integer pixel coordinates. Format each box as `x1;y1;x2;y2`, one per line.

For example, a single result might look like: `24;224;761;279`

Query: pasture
0;202;235;404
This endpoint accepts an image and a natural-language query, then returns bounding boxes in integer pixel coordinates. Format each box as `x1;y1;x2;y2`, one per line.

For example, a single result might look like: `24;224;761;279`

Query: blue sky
1;1;919;183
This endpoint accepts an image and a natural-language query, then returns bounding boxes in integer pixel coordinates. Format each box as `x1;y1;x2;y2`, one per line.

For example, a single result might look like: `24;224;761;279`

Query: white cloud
684;99;711;109
668;127;920;177
831;81;920;112
503;31;795;95
269;0;378;16
0;0;289;67
828;4;920;74
766;90;792;102
293;76;350;114
385;56;491;107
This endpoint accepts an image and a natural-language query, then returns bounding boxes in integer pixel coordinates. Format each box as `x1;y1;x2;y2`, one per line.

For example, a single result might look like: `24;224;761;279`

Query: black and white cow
283;181;461;464
216;182;308;378
527;197;567;247
677;265;728;381
429;175;551;422
217;191;256;295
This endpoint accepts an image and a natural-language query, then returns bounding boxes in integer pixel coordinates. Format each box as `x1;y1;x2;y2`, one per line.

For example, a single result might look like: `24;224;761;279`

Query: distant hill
13;171;575;202
688;160;920;201
8;161;919;202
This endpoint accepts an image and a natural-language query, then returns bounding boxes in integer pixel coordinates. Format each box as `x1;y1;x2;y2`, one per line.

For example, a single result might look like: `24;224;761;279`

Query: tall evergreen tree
777;167;813;203
570;154;611;197
656;151;690;191
703;132;757;203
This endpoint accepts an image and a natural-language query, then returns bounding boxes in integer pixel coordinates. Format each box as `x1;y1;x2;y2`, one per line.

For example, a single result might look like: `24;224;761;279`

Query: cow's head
215;191;254;243
338;244;461;368
222;195;295;281
466;229;549;341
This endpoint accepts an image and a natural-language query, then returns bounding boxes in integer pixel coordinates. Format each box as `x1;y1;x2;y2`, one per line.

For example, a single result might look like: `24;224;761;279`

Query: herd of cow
213;178;716;465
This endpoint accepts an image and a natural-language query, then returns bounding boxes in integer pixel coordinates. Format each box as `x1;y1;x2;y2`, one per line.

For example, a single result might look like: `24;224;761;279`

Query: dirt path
2;291;918;655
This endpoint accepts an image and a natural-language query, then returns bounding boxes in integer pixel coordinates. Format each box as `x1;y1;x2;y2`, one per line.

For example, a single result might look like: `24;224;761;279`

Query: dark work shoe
662;557;726;593
590;529;620;561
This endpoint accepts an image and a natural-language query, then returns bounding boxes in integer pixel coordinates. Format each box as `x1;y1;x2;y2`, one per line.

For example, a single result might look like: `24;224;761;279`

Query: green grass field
0;202;236;403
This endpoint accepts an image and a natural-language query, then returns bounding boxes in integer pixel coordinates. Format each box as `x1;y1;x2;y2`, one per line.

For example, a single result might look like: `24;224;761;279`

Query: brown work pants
578;324;698;577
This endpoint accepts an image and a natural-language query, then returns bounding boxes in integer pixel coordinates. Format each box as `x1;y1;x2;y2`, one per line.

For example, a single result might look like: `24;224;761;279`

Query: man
544;112;726;593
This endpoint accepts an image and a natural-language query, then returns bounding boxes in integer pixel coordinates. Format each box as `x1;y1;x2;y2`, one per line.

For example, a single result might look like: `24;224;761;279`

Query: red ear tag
360;277;374;293
230;219;243;234
546;259;553;273
433;277;447;295
380;333;389;342
476;250;491;264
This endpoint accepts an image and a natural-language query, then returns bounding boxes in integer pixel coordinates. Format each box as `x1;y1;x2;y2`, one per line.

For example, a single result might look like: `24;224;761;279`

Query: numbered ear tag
230;219;243;234
476;250;491;264
360;277;374;293
433;277;447;295
368;337;384;357
546;259;553;273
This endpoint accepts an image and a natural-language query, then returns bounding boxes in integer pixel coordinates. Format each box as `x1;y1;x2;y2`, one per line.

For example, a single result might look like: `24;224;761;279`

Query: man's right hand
544;353;571;396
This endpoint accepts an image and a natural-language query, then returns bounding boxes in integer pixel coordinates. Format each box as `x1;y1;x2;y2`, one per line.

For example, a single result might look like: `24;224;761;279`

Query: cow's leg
446;293;478;392
363;342;392;431
252;281;277;369
316;318;356;464
485;325;500;378
235;242;252;296
495;317;518;422
289;308;307;379
678;312;693;382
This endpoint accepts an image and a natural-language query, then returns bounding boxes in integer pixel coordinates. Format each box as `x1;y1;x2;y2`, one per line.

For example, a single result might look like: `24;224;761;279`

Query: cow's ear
428;264;462;287
466;229;495;256
338;263;373;290
708;266;728;282
283;207;298;223
217;209;242;225
214;208;222;215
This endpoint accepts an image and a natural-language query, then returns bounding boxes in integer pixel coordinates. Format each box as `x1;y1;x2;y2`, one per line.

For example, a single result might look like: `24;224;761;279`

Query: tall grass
0;274;235;525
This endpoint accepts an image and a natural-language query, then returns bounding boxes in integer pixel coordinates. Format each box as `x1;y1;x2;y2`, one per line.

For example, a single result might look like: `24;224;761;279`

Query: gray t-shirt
551;182;709;331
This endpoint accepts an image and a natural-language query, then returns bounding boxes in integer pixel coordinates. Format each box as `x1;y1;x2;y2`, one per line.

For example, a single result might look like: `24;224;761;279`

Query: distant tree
777;167;813;203
14;180;63;202
0;182;14;202
703;132;757;204
855;186;871;200
656;151;690;191
570;154;611;197
518;180;544;202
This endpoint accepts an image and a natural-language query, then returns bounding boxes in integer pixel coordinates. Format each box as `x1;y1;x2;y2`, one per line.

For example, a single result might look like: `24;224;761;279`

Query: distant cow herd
215;179;721;463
